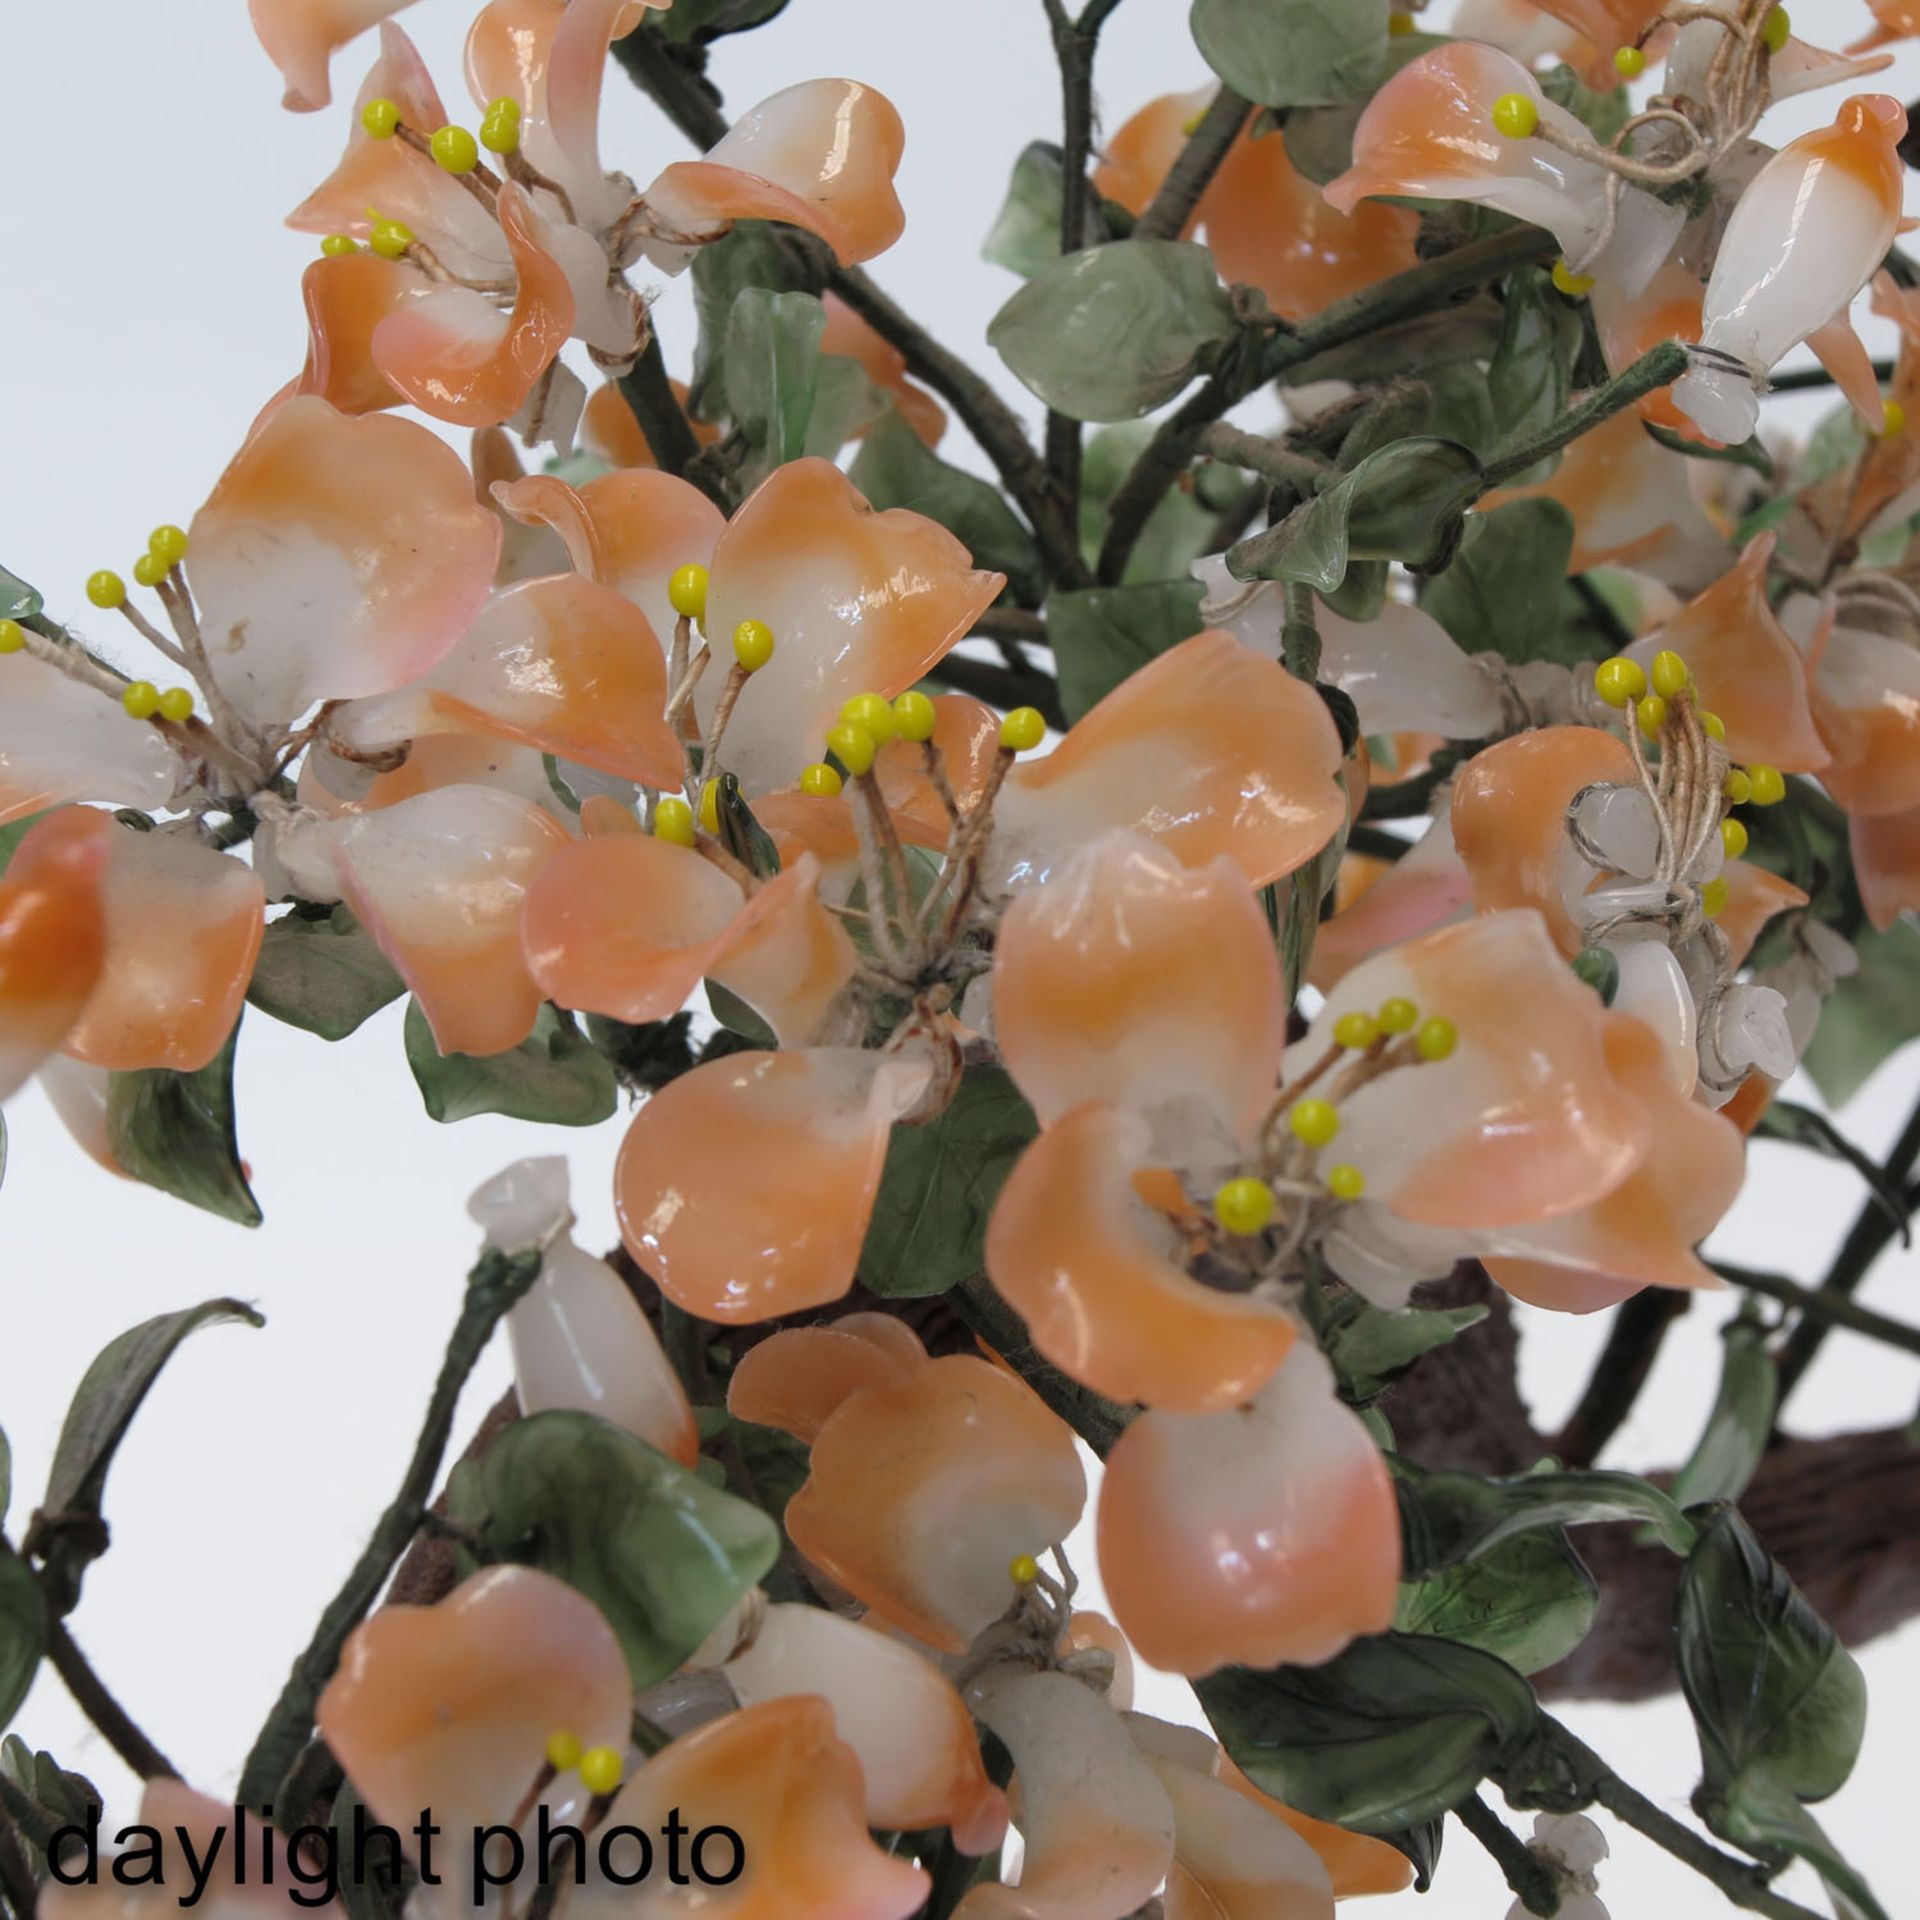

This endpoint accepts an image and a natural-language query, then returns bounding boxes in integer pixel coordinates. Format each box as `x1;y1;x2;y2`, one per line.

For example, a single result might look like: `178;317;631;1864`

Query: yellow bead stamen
667;562;709;623
1636;694;1668;738
1327;1164;1366;1201
1723;768;1752;806
1415;1016;1459;1062
86;570;127;610
319;234;361;258
1614;45;1647;77
699;777;720;834
1702;875;1730;917
0;620;25;656
148;525;189;568
827;721;877;779
1720;816;1749;859
1747;764;1786;807
1213;1176;1276;1235
122;681;161;720
892;690;938;743
545;1730;583;1773
1008;1554;1041;1587
1649;649;1691;700
578;1747;623;1798
654;795;697;846
732;619;775;673
1594;656;1646;709
361;98;401;139
1551;260;1596;298
1288;1099;1340;1149
1762;6;1790;53
156;688;195;725
1333;1011;1381;1051
1000;706;1046;753
799;762;844;798
369;217;415;261
430;125;480;174
481;97;523;156
1376;996;1419;1035
1491;93;1539;139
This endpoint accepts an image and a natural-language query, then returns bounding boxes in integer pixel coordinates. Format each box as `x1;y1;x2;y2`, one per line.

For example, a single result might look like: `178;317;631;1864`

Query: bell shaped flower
1098;1343;1400;1676
469;1155;698;1467
633;79;908;272
1095;91;1420;323
0;809;113;1099
764;1335;1087;1653
1664;13;1894;110
1324;42;1684;297
719;1603;1009;1852
573;1697;929;1920
319;1566;633;1915
250;0;422;112
952;1668;1175;1920
1672;96;1908;445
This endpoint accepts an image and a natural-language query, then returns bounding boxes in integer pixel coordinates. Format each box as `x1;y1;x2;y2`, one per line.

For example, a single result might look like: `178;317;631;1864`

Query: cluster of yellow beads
481;96;522;156
544;1730;622;1797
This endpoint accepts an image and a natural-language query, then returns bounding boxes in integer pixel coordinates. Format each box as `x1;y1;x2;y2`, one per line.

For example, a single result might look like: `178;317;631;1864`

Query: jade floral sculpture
2;0;1918;1915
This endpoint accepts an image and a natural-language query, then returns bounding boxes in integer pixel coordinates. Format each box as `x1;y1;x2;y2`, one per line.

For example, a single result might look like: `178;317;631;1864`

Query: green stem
1455;1791;1560;1917
236;1248;542;1814
1721;1261;1920;1365
1281;580;1321;683
1478;342;1689;490
1776;1092;1920;1404
45;1616;178;1782
1536;1719;1826;1920
1041;0;1096;520
1096;226;1555;584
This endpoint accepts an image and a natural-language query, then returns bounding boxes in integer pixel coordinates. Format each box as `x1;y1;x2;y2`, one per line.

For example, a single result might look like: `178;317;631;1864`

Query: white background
2;1;1916;1913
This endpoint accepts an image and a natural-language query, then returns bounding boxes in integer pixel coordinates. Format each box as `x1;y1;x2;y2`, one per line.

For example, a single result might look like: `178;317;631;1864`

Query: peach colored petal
1144;1750;1335;1920
991;631;1346;891
189;395;501;728
726;1319;929;1443
1635;535;1828;772
1095;88;1215;224
954;1669;1175;1920
750;788;865;893
703;458;1003;792
1471;1010;1744;1297
994;833;1282;1135
821;293;947;445
1486;1260;1646;1314
302;785;568;1055
523;830;747;1022
1806;309;1888;435
1310;810;1472;990
582;377;722;467
1204;126;1420;325
641;80;907;268
706;855;860;1048
318;1567;630;1909
288;25;508;283
0;652;179;827
37;1057;122;1177
787;1353;1087;1651
1451;728;1637;956
986;1102;1298;1414
726;1605;1008;1851
1718;860;1810;967
63;824;264;1074
875;694;1001;849
300;733;561;816
616;1047;932;1324
496;467;727;648
1853;801;1920;930
1312;910;1647;1229
372;183;574;428
330;572;683;786
0;810;113;1100
250;0;423;111
1807;615;1920;816
1215;1758;1415;1901
1593;259;1706;440
294;251;422;414
578;1698;928;1920
1097;1344;1399;1677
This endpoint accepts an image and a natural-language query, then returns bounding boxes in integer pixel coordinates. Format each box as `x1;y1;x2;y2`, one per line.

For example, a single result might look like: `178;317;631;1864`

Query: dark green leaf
1488;269;1583;453
687;222;821;420
448;1410;778;1687
105;1026;261;1226
651;0;789;43
1755;1100;1913;1242
724;287;827;466
36;1299;264;1613
705;980;779;1049
586;1012;697;1094
1678;1505;1866;1807
1326;1303;1486;1405
247;904;405;1041
1802;919;1920;1107
857;1068;1038;1299
1421;500;1577;665
988;242;1239;422
712;774;782;881
850;411;1047;607
802;355;888;458
1645;420;1775;479
984;141;1103;278
0;1548;43;1732
1669;1306;1777;1511
1396;1462;1695;1579
1196;1632;1539;1832
1396;1528;1597;1676
0;567;41;623
1047;581;1205;722
403;1002;617;1127
1191;0;1390;109
1082;422;1220;587
0;1738;102;1858
1714;1781;1890;1920
1229;438;1483;591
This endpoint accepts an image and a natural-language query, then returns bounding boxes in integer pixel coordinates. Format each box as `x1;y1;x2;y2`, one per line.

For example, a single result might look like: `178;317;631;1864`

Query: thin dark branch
237;1248;542;1813
1535;1719;1827;1920
952;1274;1130;1456
1768;359;1894;394
1133;86;1252;242
1076;0;1128;30
1198;422;1328;492
1551;1290;1691;1469
1043;0;1102;519
1570;571;1634;653
1345;824;1414;863
927;651;1067;731
609;25;729;146
1717;1262;1920;1362
45;1615;178;1782
1455;1792;1560;1916
618;333;723;502
1776;1092;1920;1403
1096;226;1556;583
971;606;1050;647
